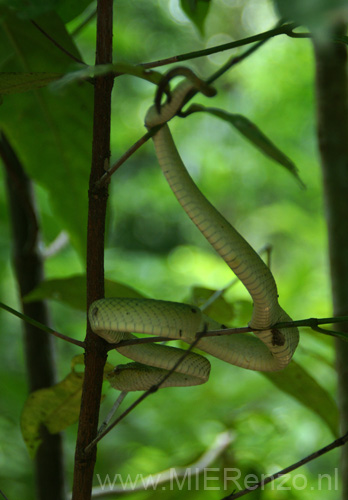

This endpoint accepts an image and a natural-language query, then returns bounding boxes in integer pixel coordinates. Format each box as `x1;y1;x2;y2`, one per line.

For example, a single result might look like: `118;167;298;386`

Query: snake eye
91;306;99;318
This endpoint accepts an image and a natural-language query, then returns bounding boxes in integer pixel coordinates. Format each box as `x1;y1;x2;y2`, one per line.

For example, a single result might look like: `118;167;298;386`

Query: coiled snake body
89;81;299;391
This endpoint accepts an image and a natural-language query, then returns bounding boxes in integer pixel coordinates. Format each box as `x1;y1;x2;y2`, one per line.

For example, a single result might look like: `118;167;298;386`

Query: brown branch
71;0;114;498
222;431;348;499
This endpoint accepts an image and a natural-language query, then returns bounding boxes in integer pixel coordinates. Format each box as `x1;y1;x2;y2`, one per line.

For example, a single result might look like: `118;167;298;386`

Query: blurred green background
0;0;339;498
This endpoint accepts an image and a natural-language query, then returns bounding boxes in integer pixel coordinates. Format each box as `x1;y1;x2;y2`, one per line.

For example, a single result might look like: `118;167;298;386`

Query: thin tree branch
105;314;348;350
207;22;281;85
30;20;86;66
96;391;128;437
0;301;85;348
95;26;277;188
202;315;348;338
222;431;348;499
0;488;9;500
141;23;298;69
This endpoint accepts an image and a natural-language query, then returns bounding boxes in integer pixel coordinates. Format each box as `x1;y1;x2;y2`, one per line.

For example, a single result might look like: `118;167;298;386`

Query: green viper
89;79;299;391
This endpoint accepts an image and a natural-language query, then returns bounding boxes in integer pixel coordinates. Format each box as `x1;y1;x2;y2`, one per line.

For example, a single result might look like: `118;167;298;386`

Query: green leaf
180;0;211;35
0;72;63;94
21;371;83;458
0;8;92;260
264;360;339;436
23;274;146;310
21;355;114;458
188;104;305;188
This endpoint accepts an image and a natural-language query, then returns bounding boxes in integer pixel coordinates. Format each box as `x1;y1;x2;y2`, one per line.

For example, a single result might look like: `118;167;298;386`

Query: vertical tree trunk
0;132;66;500
313;28;348;499
72;1;114;498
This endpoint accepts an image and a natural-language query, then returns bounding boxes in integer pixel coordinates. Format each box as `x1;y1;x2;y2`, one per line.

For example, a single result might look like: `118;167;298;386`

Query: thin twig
0;488;10;500
94;128;158;189
202;315;348;338
141;23;298;69
107;314;348;349
207;22;280;85
97;391;128;436
222;431;348;499
30;20;86;66
0;301;85;348
84;331;206;452
95;23;278;188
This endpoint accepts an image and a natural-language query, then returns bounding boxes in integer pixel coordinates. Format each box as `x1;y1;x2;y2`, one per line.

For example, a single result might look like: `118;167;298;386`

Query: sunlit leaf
264;360;339;436
188;104;305;188
20;355;114;458
23;274;146;310
21;371;83;458
179;0;211;35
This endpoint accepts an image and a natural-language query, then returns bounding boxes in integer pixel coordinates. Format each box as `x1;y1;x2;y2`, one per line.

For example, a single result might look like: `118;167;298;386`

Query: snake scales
89;79;299;391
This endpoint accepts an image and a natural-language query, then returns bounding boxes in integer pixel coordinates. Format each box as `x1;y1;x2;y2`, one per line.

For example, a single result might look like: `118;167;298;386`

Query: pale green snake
89;80;299;391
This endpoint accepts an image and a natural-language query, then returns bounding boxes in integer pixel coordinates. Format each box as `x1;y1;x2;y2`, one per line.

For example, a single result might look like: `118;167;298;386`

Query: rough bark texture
313;30;348;499
72;1;114;498
0;132;66;500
